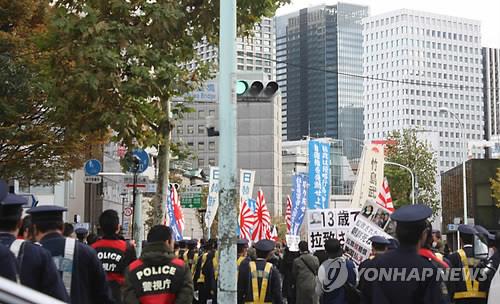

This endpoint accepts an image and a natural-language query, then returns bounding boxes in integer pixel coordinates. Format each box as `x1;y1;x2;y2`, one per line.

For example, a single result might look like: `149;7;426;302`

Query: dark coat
447;245;488;304
0;233;69;301
40;232;114;304
0;244;18;282
293;253;320;304
92;235;137;304
238;258;283;304
122;242;193;304
280;249;300;303
363;245;442;304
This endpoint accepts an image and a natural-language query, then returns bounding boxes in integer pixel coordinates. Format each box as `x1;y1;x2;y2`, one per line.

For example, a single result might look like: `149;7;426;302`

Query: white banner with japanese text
239;169;255;207
204;167;219;229
350;144;385;209
307;208;360;252
345;199;395;264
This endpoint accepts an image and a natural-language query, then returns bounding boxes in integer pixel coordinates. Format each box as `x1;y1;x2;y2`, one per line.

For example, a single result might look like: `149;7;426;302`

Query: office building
283;3;368;160
192;17;275;80
483;47;500;142
363;10;485;174
172;73;283;216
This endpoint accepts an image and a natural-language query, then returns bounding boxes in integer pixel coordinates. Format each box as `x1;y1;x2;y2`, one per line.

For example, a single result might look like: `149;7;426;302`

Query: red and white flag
269;225;279;241
172;185;185;233
239;200;255;240
285;195;292;234
376;177;394;212
252;189;271;241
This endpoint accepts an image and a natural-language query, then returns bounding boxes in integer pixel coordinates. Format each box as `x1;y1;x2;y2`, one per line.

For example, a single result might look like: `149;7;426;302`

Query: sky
276;0;500;48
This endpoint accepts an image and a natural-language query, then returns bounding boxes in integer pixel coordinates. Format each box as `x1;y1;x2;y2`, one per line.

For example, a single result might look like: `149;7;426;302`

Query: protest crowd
2;178;500;304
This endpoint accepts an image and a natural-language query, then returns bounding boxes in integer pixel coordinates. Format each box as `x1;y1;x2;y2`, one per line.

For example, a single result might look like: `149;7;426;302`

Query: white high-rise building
363;10;484;174
192;17;275;80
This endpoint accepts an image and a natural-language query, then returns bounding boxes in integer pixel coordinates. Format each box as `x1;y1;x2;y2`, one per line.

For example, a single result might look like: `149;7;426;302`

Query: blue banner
308;141;331;209
291;174;308;235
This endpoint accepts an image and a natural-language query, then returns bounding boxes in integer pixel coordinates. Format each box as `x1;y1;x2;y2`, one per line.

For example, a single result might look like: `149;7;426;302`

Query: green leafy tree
36;0;288;223
385;128;440;214
0;1;107;184
489;168;500;208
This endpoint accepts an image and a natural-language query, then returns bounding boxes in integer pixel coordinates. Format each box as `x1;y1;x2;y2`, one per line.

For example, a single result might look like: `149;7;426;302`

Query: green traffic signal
236;80;249;96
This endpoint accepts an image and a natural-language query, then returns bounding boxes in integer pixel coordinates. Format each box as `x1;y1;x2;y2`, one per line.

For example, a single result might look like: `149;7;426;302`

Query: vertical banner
308;141;331;210
204;166;220;230
239;169;255;206
167;185;183;241
290;173;308;235
350;144;385;209
306;208;360;252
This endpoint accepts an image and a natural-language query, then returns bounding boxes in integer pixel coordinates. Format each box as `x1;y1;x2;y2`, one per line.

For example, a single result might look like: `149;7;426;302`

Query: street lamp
439;107;468;225
385;161;416;205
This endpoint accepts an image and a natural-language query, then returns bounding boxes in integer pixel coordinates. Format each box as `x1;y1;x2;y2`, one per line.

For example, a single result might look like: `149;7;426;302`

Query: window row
365;15;478;32
365;27;479;44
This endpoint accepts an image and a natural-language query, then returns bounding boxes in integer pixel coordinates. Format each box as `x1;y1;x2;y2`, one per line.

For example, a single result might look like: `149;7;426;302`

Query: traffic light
236;80;279;101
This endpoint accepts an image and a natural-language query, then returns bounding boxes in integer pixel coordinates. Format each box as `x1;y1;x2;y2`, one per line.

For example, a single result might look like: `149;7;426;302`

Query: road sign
181;186;202;208
84;176;102;184
84;159;102;176
128;149;149;173
448;224;458;231
124;207;133;217
126;184;146;188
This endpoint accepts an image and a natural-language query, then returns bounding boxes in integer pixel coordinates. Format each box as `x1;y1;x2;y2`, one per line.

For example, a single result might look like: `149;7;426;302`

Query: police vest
453;249;487;300
52;238;76;296
8;239;26;283
127;257;186;304
246;261;273;304
197;251;219;283
183;250;199;280
92;239;129;284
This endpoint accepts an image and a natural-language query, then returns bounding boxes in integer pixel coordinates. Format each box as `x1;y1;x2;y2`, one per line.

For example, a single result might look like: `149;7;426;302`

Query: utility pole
217;0;238;302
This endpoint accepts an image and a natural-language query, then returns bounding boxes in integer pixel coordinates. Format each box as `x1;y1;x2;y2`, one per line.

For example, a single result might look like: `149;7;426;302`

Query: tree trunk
153;98;171;225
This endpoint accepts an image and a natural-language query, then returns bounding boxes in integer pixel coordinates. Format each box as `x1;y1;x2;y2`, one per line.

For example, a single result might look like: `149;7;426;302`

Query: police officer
238;239;283;304
92;209;137;304
447;224;489;304
359;235;390;296
365;204;442;304
237;239;250;267
193;238;218;304
183;239;199;280
122;225;193;304
0;181;68;301
0;245;18;282
75;227;88;243
27;205;114;304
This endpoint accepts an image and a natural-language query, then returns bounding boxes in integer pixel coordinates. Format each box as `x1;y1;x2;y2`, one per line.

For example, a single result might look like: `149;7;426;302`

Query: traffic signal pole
217;1;238;303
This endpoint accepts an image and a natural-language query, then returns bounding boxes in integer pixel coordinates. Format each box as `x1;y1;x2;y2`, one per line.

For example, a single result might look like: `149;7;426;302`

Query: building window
198;110;205;119
209;158;216;166
198;125;205;134
187;125;194;134
176;126;183;134
198;142;205;151
209;141;216;151
198;158;205;167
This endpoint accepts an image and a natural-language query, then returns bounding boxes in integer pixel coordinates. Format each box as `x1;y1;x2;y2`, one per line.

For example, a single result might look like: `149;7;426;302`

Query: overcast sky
277;0;500;47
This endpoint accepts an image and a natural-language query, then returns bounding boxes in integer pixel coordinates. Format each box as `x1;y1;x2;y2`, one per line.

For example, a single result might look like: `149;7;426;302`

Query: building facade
283;3;368;160
282;137;356;211
192;17;275;80
483;47;500;142
363;10;485;174
441;159;500;247
172;73;283;216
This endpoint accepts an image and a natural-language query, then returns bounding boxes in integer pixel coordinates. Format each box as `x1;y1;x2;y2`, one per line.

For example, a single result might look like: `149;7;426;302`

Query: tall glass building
283;3;368;160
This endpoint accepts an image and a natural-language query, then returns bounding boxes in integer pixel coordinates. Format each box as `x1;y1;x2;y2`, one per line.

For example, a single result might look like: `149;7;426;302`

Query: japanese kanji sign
204;167;219;229
308;141;331;210
350;144;385;209
306;208;360;252
290;173;308;235
239;169;255;207
345;199;395;264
